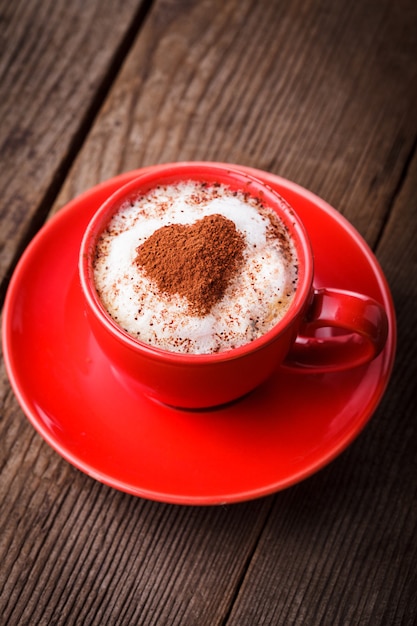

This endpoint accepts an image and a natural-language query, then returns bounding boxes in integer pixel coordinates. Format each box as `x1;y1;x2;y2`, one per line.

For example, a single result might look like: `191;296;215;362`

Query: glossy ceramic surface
2;165;396;504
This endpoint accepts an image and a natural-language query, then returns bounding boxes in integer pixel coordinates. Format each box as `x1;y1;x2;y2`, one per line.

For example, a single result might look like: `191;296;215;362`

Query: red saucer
2;165;396;505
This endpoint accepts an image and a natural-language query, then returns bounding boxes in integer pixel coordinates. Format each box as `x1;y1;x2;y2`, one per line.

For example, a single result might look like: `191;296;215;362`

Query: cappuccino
93;180;298;354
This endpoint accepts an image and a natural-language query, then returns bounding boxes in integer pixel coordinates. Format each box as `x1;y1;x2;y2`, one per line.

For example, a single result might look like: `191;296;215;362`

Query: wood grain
0;442;272;625
1;0;416;624
54;0;417;246
0;0;151;301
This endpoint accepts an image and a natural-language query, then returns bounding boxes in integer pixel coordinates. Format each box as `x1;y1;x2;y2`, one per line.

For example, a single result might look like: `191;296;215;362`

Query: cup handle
284;288;389;371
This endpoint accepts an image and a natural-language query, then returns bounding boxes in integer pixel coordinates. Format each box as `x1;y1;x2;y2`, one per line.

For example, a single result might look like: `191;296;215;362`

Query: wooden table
1;1;416;623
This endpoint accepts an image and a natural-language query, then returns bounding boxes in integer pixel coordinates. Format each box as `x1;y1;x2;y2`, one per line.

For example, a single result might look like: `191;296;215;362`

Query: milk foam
93;181;298;354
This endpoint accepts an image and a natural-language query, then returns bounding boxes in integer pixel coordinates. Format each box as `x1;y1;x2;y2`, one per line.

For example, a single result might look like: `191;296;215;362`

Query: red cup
79;163;388;408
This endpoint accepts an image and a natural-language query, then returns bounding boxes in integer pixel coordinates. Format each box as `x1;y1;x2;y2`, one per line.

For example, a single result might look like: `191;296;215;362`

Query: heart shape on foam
135;213;245;315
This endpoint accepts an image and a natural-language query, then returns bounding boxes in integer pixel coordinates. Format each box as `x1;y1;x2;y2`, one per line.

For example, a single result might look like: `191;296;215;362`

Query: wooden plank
226;151;417;626
0;0;151;300
1;0;416;624
54;0;417;246
0;403;272;625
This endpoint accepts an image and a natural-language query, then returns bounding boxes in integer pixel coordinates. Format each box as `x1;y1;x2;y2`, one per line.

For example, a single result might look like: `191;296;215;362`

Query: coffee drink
93;180;298;354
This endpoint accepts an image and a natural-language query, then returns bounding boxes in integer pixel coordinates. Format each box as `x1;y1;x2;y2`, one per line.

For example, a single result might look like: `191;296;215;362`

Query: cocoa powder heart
135;214;245;316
